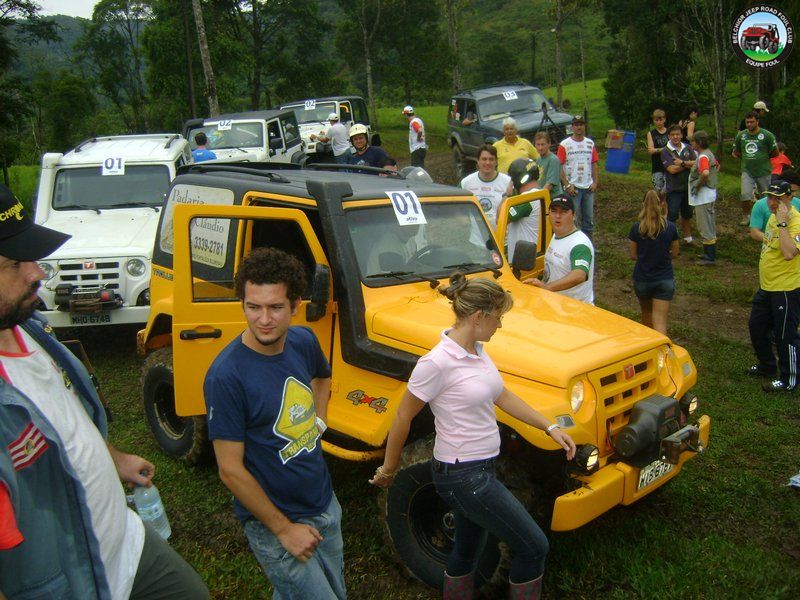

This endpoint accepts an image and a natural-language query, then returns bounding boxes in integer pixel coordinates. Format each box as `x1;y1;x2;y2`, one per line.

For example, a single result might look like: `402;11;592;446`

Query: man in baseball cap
311;111;351;164
523;190;595;304
0;181;211;597
402;105;428;168
0;183;69;262
748;177;800;392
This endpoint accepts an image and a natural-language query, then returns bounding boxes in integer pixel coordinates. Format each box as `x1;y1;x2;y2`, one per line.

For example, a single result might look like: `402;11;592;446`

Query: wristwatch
546;423;561;436
315;416;327;433
777;221;788;228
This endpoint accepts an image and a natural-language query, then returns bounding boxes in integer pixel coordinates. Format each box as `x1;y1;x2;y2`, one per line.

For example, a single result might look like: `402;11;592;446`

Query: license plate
637;459;674;491
70;313;112;325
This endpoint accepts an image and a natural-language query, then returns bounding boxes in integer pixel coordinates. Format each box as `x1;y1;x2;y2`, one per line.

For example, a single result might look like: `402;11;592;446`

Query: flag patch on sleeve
7;423;49;471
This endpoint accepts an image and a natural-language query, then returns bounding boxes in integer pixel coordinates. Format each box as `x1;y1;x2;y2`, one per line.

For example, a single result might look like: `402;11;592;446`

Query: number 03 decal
386;191;427;225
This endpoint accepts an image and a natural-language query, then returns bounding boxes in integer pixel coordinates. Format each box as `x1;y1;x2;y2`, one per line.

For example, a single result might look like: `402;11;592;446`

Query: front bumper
39;306;150;327
550;414;710;531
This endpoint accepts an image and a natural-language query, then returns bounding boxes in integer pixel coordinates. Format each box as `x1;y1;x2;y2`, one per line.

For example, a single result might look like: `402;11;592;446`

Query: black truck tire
381;437;505;591
142;347;210;464
452;145;473;180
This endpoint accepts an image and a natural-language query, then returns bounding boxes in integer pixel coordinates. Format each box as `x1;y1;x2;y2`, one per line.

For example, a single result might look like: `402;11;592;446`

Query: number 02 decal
386;191;427;225
101;157;124;176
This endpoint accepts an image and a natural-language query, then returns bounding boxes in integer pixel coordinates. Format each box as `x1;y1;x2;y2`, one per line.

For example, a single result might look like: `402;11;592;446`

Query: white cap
754;100;769;112
402;105;414;115
328;112;339;121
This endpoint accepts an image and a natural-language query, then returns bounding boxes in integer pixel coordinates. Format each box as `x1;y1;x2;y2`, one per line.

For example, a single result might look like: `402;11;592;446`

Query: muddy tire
452;145;473;180
142;347;210;464
381;436;505;591
769;41;778;54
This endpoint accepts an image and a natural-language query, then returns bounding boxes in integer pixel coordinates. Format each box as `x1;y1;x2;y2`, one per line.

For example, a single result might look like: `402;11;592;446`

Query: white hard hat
328;112;339;121
753;100;769;112
349;123;369;138
402;105;414;115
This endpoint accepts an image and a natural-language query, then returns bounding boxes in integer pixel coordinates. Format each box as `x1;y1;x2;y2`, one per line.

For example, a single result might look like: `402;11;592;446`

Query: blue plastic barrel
605;130;636;174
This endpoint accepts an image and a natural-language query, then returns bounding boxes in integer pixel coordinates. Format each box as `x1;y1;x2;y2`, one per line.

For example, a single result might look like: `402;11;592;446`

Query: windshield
479;89;551;121
52;165;170;210
283;101;338;124
346;202;503;285
188;121;264;150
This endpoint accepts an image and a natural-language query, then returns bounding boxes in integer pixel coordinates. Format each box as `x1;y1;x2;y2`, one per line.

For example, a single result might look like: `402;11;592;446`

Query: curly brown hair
234;247;307;302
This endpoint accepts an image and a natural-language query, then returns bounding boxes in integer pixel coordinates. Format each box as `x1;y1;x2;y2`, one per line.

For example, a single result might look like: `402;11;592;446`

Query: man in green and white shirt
733;110;779;225
524;195;594;304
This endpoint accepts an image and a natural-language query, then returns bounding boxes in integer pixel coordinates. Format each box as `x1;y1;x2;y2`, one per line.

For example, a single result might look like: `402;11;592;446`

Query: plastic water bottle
133;482;172;540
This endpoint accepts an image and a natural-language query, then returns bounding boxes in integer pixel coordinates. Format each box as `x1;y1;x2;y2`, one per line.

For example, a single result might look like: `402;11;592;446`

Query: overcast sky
38;0;97;19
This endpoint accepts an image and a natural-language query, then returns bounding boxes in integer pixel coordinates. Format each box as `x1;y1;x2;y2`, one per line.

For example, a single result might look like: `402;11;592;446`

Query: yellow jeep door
495;188;552;280
171;203;333;418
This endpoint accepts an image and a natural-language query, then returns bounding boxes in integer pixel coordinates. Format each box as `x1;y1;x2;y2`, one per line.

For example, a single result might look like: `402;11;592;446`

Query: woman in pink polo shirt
370;272;576;599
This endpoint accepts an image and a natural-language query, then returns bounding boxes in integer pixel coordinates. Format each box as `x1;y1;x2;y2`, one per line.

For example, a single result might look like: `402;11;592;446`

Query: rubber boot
443;572;474;600
697;243;716;266
509;575;543;600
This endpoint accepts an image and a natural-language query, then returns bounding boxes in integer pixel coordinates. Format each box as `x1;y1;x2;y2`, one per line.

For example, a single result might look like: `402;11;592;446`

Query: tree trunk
250;0;261;110
446;0;462;90
360;1;380;129
191;0;219;117
554;0;564;108
183;0;197;119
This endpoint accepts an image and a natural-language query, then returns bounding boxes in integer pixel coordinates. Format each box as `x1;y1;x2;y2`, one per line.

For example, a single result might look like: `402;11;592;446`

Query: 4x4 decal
274;376;320;464
347;389;388;413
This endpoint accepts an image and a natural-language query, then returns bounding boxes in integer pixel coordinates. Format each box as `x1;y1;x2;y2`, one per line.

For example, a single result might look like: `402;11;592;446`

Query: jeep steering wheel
409;244;443;264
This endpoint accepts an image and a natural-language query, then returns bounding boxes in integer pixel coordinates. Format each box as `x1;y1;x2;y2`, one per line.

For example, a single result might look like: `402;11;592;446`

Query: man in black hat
523;194;595;304
0;184;208;598
748;180;800;392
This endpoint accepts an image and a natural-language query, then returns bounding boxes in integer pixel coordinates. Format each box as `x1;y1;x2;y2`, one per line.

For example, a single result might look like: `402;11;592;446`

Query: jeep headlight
570;381;584;412
38;261;56;281
126;258;147;278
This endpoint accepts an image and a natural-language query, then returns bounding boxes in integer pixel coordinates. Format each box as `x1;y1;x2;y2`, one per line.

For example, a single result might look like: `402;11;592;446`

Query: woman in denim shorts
628;190;680;334
370;272;576;599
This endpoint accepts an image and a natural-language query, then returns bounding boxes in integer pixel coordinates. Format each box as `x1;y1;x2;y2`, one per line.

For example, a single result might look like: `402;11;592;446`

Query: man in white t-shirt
524;195;595;304
460;143;513;228
505;158;543;263
403;105;428;168
0;184;208;599
311;112;351;164
558;115;599;238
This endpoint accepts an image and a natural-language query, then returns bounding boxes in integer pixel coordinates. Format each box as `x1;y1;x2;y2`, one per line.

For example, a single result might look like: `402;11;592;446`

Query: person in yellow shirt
493;118;539;173
748;180;800;392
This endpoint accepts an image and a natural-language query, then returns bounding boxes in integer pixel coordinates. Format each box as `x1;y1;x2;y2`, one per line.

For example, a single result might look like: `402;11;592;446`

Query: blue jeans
334;152;351;164
243;494;346;600
573;187;595;234
431;457;549;583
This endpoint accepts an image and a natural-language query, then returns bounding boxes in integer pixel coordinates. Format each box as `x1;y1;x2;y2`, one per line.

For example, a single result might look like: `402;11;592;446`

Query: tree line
1;0;798;178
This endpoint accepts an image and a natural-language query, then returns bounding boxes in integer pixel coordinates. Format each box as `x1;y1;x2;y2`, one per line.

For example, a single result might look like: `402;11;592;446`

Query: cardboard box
605;129;624;149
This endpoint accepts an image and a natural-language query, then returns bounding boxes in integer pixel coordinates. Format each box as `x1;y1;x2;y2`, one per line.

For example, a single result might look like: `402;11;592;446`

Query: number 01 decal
101;157;124;176
386;191;427;225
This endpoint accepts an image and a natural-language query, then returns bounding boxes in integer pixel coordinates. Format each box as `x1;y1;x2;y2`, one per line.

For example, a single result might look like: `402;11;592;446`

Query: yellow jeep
138;164;710;589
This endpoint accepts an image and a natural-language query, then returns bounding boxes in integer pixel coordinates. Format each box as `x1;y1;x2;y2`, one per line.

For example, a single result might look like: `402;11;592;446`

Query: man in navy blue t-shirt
204;247;345;599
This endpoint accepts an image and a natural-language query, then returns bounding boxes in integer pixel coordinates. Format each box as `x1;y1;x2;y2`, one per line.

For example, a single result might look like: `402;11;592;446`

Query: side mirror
306;264;331;322
269;137;284;150
371;133;382;147
511;241;537;272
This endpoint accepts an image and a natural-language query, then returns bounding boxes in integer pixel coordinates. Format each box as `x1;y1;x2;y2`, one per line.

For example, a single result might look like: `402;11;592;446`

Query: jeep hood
368;286;666;388
40;210;159;258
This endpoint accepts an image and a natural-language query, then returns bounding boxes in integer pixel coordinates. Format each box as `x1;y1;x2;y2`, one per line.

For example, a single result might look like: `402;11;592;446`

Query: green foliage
767;75;800;151
7;165;39;213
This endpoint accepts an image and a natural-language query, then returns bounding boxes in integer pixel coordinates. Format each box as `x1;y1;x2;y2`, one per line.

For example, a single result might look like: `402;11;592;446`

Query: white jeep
34;133;191;327
183;109;306;165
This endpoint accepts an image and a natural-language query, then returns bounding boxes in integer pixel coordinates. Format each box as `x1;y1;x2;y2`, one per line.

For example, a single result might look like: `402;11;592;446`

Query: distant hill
10;15;86;80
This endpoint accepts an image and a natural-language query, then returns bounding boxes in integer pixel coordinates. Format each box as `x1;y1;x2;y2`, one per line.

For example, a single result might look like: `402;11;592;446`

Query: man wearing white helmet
310;112;351;164
402;106;428;168
348;123;390;168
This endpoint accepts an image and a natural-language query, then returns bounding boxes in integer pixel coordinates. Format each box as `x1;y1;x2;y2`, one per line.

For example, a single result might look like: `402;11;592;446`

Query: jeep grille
56;259;121;291
587;348;661;455
521;126;565;149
